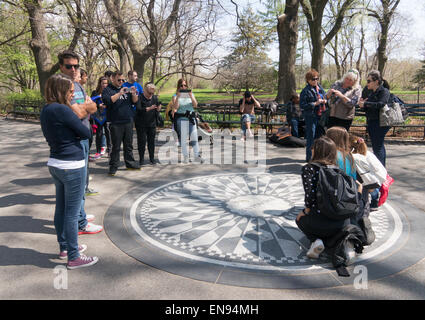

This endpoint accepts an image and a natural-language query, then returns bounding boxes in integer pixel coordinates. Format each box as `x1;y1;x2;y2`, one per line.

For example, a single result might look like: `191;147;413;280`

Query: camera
180;89;192;93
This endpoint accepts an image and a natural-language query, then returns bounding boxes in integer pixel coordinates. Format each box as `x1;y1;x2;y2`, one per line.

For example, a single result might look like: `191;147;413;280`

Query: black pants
109;122;138;169
296;213;348;243
135;124;156;163
328;117;353;131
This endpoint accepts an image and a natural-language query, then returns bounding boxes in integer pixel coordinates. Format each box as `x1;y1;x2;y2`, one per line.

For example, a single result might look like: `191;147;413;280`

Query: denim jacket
300;84;326;117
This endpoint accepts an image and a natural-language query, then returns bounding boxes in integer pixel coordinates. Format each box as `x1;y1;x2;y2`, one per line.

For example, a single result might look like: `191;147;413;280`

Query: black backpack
311;163;359;221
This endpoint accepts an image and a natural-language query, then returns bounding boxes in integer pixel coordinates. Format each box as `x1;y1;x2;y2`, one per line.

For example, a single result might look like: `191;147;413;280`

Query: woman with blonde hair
326;69;361;131
326;126;356;180
40;74;99;269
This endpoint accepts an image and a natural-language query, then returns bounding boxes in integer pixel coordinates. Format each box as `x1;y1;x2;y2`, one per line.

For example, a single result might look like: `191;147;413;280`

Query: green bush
5;89;43;104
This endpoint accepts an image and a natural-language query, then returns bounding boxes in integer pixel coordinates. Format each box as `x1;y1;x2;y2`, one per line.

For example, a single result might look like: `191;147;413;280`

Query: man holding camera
239;90;261;139
102;71;140;175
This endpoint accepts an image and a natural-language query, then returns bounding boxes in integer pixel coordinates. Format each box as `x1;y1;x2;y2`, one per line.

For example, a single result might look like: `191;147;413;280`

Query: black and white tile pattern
129;173;399;271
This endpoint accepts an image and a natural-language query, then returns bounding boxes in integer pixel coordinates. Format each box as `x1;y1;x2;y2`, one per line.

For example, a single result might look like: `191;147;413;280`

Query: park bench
6;99;44;120
194;102;425;139
195;103;288;135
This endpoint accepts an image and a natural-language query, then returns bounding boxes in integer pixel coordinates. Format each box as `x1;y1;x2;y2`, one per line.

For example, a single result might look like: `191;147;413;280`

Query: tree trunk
377;17;390;76
276;0;300;104
368;0;401;77
104;0;182;84
24;0;55;96
301;0;355;75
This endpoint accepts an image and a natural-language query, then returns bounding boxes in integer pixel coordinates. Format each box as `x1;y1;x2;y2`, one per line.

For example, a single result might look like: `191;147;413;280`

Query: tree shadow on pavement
0;193;55;208
0;216;55;235
0;245;58;268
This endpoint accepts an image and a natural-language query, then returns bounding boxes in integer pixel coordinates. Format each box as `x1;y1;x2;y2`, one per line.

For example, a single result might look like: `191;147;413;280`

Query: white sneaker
182;156;190;164
78;222;103;235
194;155;205;164
86;214;95;222
306;239;325;259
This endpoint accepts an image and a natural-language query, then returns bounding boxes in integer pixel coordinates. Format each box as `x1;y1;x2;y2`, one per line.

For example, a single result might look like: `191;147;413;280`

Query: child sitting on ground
349;134;394;208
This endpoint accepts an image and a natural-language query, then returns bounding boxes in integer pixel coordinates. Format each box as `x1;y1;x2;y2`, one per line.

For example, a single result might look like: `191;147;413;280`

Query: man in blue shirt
58;50;103;236
102;71;140;175
122;70;143;95
122;70;143;114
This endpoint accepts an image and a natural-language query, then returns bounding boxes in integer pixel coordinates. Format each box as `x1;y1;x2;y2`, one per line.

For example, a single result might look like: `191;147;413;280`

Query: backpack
311;163;359;221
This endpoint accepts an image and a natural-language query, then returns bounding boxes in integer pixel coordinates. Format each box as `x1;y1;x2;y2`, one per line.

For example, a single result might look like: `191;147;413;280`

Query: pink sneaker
67;254;99;270
59;244;87;260
78;222;103;235
89;153;101;162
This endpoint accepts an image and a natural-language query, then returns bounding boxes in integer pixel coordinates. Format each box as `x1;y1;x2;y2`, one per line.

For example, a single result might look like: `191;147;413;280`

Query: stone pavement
1;118;425;299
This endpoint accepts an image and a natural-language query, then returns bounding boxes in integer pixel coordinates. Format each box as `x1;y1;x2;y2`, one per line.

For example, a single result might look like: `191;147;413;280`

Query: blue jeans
49;166;85;261
78;139;89;230
304;114;321;162
367;119;390;167
176;118;199;158
290;118;300;137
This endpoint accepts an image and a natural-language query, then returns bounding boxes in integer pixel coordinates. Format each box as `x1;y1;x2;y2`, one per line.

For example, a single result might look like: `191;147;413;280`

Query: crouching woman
296;137;350;259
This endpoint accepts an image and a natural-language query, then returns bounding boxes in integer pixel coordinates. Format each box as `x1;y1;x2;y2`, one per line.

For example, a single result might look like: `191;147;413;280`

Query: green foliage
412;58;425;88
5;89;43;104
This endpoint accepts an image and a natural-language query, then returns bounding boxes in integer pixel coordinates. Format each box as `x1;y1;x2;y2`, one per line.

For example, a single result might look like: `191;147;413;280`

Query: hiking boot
78;222;103;235
67;254;99;270
359;216;376;246
59;244;87;260
126;166;141;171
306;239;325;259
85;188;99;196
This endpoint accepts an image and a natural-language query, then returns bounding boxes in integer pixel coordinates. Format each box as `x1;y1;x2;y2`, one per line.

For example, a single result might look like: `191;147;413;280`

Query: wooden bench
195;103;425;139
6;100;43;120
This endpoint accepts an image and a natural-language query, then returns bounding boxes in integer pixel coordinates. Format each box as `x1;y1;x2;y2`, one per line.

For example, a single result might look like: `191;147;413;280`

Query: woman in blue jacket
40;74;98;270
300;69;327;162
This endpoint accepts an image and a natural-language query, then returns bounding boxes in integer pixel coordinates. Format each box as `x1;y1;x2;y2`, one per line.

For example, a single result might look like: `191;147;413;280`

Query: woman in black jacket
359;70;391;167
296;136;352;259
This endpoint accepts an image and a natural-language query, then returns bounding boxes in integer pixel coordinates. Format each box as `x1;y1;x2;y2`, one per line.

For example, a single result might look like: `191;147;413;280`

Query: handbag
379;103;404;127
319;107;330;128
155;110;164;128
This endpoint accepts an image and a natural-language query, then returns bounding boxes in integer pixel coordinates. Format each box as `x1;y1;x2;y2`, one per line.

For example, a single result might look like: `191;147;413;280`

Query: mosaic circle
129;173;402;271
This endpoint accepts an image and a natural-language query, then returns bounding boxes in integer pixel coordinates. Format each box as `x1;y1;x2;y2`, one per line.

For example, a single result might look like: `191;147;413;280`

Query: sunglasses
312;78;319;81
117;79;126;83
64;64;80;70
367;79;375;83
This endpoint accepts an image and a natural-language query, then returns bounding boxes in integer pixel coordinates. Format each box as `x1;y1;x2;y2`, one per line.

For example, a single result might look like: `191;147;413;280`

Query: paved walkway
1;118;425;299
